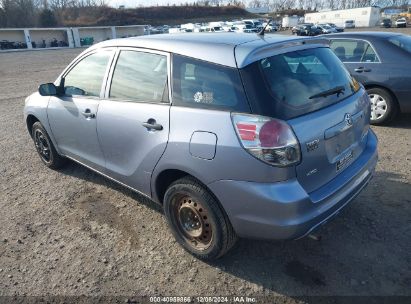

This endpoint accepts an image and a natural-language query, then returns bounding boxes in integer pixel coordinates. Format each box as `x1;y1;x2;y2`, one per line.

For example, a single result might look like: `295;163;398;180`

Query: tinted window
110;51;168;103
64;51;112;97
172;54;249;112
330;39;379;62
240;47;360;120
388;35;411;54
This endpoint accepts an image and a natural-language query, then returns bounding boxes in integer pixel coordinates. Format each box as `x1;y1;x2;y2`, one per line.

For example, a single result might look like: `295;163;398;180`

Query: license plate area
325;128;355;161
336;150;353;172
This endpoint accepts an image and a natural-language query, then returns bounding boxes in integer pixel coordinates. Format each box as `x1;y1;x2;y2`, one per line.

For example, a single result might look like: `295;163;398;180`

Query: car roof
89;33;329;68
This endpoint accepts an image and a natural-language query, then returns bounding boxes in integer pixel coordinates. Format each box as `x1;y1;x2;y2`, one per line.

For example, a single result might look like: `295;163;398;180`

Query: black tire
31;121;67;169
163;177;237;260
367;88;398;125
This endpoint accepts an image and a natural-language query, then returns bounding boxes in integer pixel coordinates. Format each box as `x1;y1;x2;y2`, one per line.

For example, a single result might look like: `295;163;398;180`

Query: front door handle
81;108;95;119
354;67;371;73
142;118;163;131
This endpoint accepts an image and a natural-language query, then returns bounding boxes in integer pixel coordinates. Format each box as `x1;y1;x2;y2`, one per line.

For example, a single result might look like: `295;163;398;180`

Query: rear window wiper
309;86;345;99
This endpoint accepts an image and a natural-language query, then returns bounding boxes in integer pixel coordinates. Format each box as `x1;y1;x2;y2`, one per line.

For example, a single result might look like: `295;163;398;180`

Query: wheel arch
26;114;40;138
153;168;216;205
154;169;193;204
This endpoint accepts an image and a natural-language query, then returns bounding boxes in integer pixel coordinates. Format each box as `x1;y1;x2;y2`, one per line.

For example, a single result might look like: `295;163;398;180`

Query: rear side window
110;51;168;103
388;35;411;54
330;39;379;63
172;54;250;112
64;51;112;97
240;47;360;120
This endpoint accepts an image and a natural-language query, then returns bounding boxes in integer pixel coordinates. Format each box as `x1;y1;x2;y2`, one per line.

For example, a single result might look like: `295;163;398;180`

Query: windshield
389;35;411;53
240;47;360;120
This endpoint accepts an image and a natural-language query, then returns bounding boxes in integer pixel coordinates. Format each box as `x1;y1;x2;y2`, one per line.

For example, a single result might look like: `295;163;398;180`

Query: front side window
64;51;112;97
172;54;249;112
330;39;379;63
240;47;361;120
110;51;168;103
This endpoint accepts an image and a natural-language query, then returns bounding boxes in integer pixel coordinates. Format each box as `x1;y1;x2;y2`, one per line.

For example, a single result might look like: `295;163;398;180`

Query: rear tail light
361;92;371;140
232;113;301;167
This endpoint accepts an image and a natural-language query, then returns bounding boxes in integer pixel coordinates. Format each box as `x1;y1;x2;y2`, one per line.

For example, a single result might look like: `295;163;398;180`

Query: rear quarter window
172;54;250;112
388;35;411;54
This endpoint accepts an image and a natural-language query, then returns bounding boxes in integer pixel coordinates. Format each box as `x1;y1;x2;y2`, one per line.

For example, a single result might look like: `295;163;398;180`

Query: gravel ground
0;45;410;303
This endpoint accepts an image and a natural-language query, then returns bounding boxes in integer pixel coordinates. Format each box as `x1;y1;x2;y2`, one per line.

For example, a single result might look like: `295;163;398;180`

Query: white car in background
395;18;407;28
262;21;279;32
344;20;356;28
231;24;258;33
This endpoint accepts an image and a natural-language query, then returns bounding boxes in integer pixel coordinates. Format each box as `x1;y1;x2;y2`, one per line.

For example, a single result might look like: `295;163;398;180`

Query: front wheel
163;177;237;260
31;121;67;169
367;88;397;125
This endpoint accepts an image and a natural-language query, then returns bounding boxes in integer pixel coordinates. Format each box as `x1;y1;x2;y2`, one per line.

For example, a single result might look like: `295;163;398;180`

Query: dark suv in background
292;24;321;36
380;19;392;28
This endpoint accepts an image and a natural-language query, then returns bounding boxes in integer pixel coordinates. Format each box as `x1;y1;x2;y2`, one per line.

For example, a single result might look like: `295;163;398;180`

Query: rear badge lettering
306;168;318;176
306;139;319;152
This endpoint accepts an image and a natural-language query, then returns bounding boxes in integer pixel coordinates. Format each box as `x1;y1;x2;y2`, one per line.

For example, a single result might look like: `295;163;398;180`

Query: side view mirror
38;83;57;96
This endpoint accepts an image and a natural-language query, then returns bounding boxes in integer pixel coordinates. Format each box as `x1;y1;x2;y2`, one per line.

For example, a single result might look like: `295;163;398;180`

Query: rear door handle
354;67;371;73
142;118;163;131
81;108;95;119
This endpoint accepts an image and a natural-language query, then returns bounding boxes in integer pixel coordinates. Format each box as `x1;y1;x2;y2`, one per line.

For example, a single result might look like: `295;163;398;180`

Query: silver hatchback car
24;33;378;260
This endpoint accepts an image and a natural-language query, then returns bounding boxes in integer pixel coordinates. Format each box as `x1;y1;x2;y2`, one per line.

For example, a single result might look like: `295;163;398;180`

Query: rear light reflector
232;113;301;167
236;123;257;141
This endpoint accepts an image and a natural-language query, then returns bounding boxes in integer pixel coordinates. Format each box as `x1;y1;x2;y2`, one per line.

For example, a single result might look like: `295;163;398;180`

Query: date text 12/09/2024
149;296;257;303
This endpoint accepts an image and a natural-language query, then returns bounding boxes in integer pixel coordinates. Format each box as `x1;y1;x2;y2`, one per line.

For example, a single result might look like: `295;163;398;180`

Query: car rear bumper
207;129;378;240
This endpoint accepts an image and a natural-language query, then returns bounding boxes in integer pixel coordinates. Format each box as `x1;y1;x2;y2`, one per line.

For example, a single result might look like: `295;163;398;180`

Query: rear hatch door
288;91;370;193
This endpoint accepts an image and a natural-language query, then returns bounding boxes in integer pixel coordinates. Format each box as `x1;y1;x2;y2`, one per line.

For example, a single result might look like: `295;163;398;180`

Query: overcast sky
108;0;189;8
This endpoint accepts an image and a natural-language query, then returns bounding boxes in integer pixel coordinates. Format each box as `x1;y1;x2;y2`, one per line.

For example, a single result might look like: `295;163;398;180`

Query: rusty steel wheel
175;196;213;250
164;177;238;260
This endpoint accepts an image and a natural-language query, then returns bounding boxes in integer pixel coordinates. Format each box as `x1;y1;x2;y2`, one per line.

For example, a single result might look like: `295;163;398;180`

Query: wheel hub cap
369;93;387;121
34;129;51;162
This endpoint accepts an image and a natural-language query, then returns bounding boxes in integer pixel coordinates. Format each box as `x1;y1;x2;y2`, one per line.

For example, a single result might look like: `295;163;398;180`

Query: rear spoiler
236;37;330;68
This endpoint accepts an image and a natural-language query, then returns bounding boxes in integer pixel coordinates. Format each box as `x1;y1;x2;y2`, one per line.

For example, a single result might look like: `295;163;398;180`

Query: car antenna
258;19;272;36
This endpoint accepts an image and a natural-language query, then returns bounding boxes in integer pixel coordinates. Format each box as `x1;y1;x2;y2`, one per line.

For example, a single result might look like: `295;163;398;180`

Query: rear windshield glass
388;35;411;54
240;47;360;120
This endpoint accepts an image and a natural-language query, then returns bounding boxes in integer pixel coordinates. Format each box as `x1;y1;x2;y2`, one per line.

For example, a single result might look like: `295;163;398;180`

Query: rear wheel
367;88;397;125
163;177;237;260
31;122;67;169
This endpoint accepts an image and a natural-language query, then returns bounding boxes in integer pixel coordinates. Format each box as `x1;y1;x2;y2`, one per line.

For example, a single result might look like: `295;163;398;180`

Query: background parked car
316;24;338;34
395;18;407;28
344;20;356;28
293;24;321;36
380;18;392;28
262;21;278;32
327;32;411;124
327;23;344;32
